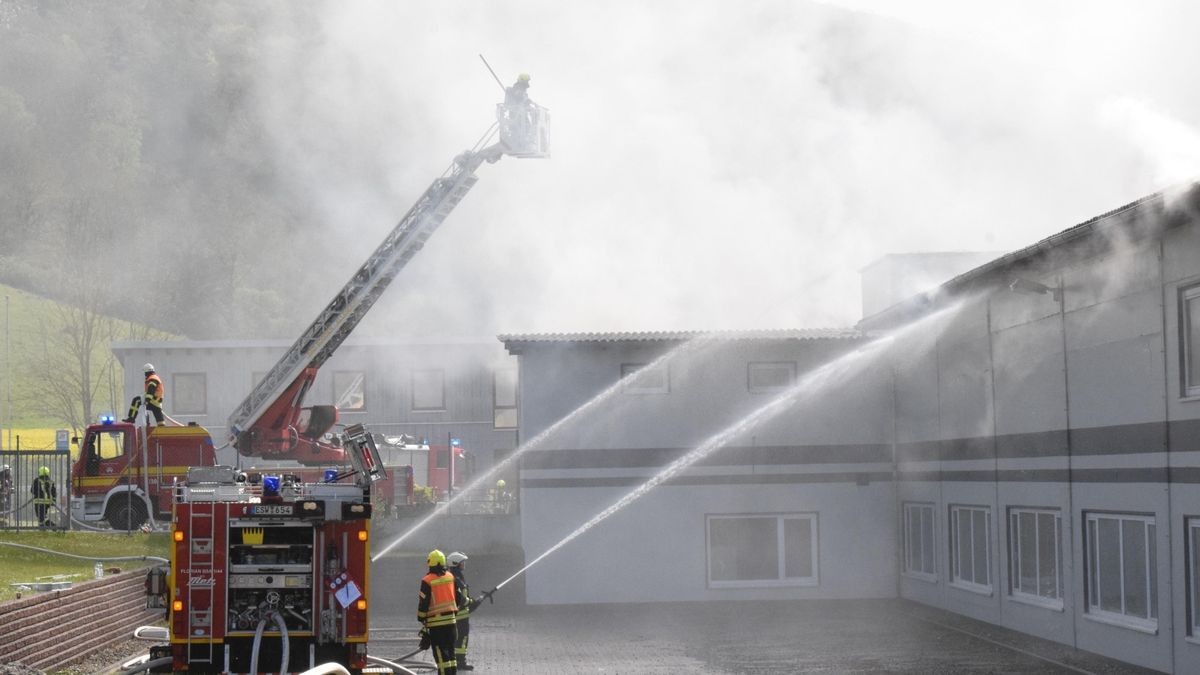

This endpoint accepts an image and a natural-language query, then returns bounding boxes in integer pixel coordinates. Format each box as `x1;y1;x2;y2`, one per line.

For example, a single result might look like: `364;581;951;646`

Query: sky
252;0;1200;337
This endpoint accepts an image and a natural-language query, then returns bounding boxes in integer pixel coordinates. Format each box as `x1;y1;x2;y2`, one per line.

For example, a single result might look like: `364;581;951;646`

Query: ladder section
227;148;495;447
184;504;218;665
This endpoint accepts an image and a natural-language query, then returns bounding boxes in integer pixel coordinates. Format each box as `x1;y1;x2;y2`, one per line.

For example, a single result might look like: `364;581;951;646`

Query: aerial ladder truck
108;89;546;674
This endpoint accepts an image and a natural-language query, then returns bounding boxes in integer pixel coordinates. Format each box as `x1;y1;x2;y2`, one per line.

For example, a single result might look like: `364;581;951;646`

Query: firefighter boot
456;658;473;671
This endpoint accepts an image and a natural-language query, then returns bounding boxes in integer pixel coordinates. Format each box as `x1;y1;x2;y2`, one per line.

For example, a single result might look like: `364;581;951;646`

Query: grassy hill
0;282;177;435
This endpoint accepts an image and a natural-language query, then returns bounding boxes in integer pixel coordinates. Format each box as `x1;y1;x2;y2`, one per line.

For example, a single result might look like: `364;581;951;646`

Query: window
172;373;207;415
1008;507;1062;609
412;369;445;411
1188;518;1200;638
950;505;991;593
707;513;817;587
494;368;518;429
903;502;937;580
1085;512;1157;631
748;361;796;393
621;362;669;394
93;429;128;460
333;371;366;411
1184;284;1200;397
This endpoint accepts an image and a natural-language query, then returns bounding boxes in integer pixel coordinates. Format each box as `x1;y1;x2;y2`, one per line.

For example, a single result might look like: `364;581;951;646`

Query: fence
0;450;72;530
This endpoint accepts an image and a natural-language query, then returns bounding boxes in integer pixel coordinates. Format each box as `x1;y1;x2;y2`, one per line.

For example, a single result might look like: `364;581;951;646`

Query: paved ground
366;552;1155;674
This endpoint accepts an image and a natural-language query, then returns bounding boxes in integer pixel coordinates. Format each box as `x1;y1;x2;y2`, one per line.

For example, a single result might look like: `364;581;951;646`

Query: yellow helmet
427;549;446;567
496;479;506;488
517;73;530;82
39;466;50;477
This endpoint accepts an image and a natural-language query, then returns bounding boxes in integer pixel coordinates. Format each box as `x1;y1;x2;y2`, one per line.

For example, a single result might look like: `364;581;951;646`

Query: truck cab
70;417;217;530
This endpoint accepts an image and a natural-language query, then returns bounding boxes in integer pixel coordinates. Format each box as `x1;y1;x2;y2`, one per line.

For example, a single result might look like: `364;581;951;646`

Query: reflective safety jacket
144;373;164;408
31;475;56;504
417;568;458;628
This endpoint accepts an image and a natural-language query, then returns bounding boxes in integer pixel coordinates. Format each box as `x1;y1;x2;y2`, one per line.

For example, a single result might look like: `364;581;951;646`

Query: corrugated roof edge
498;328;865;343
858;181;1200;329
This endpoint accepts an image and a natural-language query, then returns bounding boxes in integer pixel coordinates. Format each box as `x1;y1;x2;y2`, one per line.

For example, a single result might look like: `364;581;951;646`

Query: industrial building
502;182;1200;673
110;337;519;474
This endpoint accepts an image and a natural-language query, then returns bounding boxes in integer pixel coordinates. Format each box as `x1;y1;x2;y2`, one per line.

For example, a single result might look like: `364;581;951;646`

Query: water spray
371;336;724;561
478;304;964;593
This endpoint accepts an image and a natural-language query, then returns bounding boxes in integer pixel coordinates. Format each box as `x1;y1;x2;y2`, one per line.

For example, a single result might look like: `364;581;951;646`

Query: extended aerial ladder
227;93;550;465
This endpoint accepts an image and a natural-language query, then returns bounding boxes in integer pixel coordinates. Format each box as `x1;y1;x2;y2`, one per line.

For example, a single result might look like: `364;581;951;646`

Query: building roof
499;328;864;345
858;182;1200;329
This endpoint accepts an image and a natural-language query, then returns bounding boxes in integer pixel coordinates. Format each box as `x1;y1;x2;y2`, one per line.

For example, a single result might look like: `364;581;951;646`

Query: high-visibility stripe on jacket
144;373;164;407
451;568;473;619
31;476;55;504
417;570;458;628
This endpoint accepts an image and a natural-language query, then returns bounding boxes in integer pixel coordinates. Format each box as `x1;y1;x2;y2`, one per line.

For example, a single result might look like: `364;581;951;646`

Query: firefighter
490;479;513;514
504;73;531;106
417;549;458;675
126;364;166;426
0;464;12;526
31;466;57;528
447;551;481;671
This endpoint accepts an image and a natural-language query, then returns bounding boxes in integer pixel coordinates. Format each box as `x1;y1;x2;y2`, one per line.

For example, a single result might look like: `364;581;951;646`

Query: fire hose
249;609;290;675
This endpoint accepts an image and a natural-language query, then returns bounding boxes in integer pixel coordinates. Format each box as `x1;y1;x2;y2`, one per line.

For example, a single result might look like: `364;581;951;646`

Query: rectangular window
333;371;366;411
949;505;991;593
621;362;669;394
748;361;796;393
172;373;207;415
1008;507;1062;609
1085;512;1157;631
1184;284;1200;397
707;513;817;588
411;369;445;411
1188;518;1200;638
494;368;518;429
903;502;937;580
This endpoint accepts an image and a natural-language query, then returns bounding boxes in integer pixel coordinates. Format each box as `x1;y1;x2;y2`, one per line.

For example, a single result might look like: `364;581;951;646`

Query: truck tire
106;497;148;531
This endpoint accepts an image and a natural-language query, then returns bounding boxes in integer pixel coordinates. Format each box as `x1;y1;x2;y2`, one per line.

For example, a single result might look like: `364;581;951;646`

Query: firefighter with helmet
447;551;481;671
125;363;166;426
417;549;459;674
31;466;57;528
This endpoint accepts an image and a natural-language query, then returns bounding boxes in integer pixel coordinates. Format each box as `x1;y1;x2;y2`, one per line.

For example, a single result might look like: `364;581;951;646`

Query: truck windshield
94;430;128;460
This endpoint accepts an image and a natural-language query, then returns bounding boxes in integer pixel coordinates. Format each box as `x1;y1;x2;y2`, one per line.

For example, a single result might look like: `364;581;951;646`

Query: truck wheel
106;499;148;531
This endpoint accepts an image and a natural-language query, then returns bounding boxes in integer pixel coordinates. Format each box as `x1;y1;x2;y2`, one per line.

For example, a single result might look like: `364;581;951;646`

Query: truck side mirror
71;436;79;445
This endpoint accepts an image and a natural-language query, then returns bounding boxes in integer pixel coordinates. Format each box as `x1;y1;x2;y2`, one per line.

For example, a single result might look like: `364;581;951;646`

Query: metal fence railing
0;450;72;530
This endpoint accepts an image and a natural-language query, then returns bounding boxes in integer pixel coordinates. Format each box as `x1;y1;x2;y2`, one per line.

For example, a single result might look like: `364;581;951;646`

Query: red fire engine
138;90;548;673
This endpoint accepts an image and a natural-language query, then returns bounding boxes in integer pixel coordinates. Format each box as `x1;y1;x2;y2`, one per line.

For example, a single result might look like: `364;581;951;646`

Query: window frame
621;362;670;395
706;512;818;589
493;368;518;429
1188;517;1200;641
747;361;797;394
949;504;992;595
333;370;367;412
1183;283;1200;398
1007;507;1063;611
902;502;937;582
171;372;207;415
1084;511;1158;633
411;369;446;412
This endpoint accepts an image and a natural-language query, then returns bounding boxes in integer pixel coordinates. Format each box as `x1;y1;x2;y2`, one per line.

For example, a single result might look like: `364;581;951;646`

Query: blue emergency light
262;475;281;496
99;413;116;425
323;469;338;483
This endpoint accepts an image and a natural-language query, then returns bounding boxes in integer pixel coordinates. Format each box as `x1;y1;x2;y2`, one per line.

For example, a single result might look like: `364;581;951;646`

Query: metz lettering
188;577;216;588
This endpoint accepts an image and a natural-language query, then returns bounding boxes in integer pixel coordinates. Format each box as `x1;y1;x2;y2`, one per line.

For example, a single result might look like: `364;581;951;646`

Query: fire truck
132;90;548;673
66;90;544;533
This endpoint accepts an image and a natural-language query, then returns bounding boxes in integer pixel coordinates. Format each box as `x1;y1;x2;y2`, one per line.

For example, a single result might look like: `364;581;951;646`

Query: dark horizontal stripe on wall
1169;418;1200;453
1069;421;1165;456
899;468;1176;483
899;420;1189;461
521;471;895;489
521;444;891;471
995;430;1068;459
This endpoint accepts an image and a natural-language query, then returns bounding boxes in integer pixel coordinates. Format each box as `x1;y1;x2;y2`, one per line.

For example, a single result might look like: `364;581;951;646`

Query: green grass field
0;530;170;603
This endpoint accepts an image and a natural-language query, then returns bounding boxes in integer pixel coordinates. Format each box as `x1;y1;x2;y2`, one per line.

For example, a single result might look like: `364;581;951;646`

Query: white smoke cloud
250;0;1200;337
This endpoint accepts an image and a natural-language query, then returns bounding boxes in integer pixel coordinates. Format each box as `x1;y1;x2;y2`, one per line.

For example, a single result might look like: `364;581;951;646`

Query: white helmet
446;551;468;567
143;363;156;373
